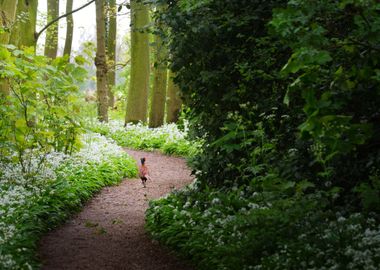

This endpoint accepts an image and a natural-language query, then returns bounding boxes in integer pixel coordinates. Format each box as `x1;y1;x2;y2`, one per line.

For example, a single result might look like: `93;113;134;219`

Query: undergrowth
146;180;380;270
0;134;137;269
89;120;201;157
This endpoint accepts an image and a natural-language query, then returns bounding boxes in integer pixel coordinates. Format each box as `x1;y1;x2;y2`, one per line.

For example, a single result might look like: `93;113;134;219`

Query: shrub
146;181;380;269
0;46;87;165
144;0;380;269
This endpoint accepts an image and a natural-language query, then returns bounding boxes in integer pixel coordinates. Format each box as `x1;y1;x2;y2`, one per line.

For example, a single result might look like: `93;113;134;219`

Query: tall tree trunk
166;70;182;123
9;0;38;48
0;0;18;44
63;0;73;57
0;0;18;96
149;33;167;128
124;0;150;124
95;0;109;122
44;0;59;59
106;0;116;108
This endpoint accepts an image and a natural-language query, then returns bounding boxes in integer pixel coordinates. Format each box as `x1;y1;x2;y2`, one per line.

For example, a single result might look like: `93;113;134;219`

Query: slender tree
9;0;38;48
0;0;18;96
125;0;150;124
95;0;109;122
106;0;117;108
166;70;182;123
44;0;59;59
0;0;18;44
149;33;167;128
36;0;95;43
63;0;73;57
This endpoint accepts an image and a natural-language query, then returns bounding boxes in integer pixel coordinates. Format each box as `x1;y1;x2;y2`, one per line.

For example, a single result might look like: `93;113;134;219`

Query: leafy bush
89;120;201;157
269;0;380;197
0;133;137;269
150;0;294;187
144;0;380;269
0;45;86;170
146;181;380;269
151;0;380;193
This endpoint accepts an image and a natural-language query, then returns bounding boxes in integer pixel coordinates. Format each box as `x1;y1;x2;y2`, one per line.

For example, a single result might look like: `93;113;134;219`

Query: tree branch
35;0;96;42
114;59;131;70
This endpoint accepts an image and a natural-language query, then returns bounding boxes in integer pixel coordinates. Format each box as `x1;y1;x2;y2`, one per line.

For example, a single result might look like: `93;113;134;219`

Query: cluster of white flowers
157;187;272;256
0;253;17;269
73;133;124;164
0;132;126;269
96;120;188;140
152;182;380;270
254;213;380;270
1;151;68;186
92;120;200;155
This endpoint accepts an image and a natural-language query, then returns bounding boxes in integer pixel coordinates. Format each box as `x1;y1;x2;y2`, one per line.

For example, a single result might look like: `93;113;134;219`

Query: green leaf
74;55;86;65
2;44;17;50
15;118;27;129
296;180;315;193
283;88;290;106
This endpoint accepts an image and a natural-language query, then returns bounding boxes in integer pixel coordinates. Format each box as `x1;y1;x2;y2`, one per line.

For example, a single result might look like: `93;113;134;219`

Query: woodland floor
38;149;195;270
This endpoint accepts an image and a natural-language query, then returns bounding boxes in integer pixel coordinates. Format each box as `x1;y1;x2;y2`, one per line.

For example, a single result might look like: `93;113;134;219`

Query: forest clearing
1;0;380;269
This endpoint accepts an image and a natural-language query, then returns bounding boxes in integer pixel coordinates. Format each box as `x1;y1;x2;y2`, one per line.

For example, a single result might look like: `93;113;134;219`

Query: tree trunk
95;0;109;122
166;70;182;123
0;0;18;44
106;0;116;108
0;0;18;96
44;0;59;59
9;0;38;48
63;0;73;58
149;33;167;128
124;0;150;124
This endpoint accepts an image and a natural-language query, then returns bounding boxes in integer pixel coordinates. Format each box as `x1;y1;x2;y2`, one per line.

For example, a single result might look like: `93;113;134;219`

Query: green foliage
270;0;380;192
144;0;380;269
89;120;201;157
147;182;380;269
150;0;296;187
0;146;137;269
150;0;380;196
0;45;86;168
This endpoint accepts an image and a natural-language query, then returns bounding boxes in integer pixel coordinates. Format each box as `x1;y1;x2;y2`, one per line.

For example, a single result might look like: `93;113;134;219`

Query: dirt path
38;149;195;270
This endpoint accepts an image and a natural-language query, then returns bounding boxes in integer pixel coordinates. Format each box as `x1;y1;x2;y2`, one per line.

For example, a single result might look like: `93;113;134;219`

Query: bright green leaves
0;46;12;60
74;55;86;65
0;46;88;165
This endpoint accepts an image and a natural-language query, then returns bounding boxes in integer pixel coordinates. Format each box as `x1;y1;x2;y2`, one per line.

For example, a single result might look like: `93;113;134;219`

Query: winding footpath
38;149;194;270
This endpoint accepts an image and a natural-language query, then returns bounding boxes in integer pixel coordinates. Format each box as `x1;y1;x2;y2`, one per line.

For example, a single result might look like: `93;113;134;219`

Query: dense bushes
147;181;380;269
145;0;380;269
151;0;380;194
151;0;293;187
89;120;201;157
0;134;137;269
0;46;87;162
270;0;380;200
